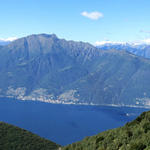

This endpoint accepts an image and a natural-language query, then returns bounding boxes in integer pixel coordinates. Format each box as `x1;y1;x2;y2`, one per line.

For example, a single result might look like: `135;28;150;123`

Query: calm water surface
0;98;148;145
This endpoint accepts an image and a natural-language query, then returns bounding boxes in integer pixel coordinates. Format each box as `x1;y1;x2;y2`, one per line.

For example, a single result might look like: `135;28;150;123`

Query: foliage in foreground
63;111;150;150
0;122;60;150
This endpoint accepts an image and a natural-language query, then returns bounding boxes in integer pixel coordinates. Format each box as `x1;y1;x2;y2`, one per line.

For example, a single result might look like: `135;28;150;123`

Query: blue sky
0;0;150;44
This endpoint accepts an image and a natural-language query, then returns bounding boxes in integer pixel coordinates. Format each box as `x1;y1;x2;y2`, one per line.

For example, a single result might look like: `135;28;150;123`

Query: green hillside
0;122;60;150
63;111;150;150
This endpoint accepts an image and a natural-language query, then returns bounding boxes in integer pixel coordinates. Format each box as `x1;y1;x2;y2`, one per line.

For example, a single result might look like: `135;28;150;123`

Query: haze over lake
0;98;148;145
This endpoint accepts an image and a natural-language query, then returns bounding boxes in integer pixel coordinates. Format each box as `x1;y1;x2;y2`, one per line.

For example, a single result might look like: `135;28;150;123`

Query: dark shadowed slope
0;122;60;150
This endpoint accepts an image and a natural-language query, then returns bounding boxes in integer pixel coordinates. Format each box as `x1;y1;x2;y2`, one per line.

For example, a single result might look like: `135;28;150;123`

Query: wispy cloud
140;30;150;34
81;11;103;20
0;37;17;42
95;40;125;46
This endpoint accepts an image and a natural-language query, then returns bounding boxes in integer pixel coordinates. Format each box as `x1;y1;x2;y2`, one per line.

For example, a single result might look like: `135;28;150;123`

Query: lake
0;98;148;145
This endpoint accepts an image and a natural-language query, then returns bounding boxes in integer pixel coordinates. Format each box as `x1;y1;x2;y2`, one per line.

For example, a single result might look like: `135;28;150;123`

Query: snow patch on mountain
95;39;150;48
0;37;17;42
0;37;18;45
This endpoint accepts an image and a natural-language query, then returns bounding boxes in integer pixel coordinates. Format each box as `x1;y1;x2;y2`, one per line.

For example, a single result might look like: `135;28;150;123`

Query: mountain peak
4;33;99;57
26;33;58;39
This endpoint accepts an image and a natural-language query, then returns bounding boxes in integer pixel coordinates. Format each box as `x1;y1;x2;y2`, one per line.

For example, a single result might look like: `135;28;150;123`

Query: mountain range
0;40;11;46
0;34;150;107
97;42;150;59
0;37;17;46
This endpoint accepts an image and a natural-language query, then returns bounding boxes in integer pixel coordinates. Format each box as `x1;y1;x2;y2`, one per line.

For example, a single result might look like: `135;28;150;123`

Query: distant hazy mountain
0;34;150;107
0;40;11;46
97;42;150;59
0;37;17;46
0;122;59;150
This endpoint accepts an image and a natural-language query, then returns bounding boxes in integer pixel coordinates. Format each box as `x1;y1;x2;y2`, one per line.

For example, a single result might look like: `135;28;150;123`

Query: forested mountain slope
0;122;60;150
